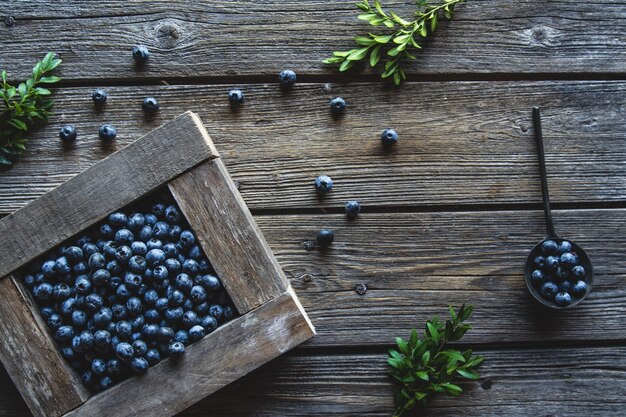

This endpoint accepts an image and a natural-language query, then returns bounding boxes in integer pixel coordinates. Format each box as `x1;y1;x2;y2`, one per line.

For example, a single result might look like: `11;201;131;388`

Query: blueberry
71;310;88;327
164;259;182;276
189;285;207;304
115;246;132;264
540;281;558;300
182;259;199;276
278;69;297;89
146;249;166;267
128;255;147;274
329;97;346;114
55;325;75;343
345;200;361;219
146;238;163;250
153;222;170;239
124;272;142;291
554;266;569;282
197;274;220;291
91;358;106;375
544;256;559;272
314;175;333;195
99;376;114;390
145;348;161;366
131;240;148;256
165;205;181;223
74;276;93;295
92;89;107;105
106;260;122;276
558;280;573;293
381;129;398;147
142;97;159;113
169;225;182;241
46;313;64;331
157;326;174;343
132;339;148;356
143;289;159;306
155;297;169;312
73;261;89;275
181;311;199;329
153;265;169;282
570;265;586;280
179;230;196;248
89;252;106;270
92;268;111;287
115;229;134;246
317;229;334;247
142;323;159;340
194;301;211;315
571;280;588;298
107;358;122;375
174;330;189;345
82;242;100;257
144;309;160;323
132;45;150;64
55;256;71;275
187;325;205;343
130;356;149;374
555;291;572;307
224;305;236;321
227;89;244;106
126;297;143;317
138;225;154;242
168;341;186;359
71;335;84;353
94;307;113;328
102;241;119;259
116;321;133;341
22;274;36;289
541;240;558;256
81;371;95;387
59;125;78;144
59;298;76;317
168;289;185;306
200;315;218;333
187;245;202;260
94;330;112;347
165;306;184;322
560;252;577;270
99;124;117;142
41;260;56;277
126;213;145;232
208;304;224;322
558;240;573;254
61;346;76;361
53;283;72;301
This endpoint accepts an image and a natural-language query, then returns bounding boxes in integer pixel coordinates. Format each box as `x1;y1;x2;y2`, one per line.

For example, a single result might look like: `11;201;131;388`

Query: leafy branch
388;304;484;416
0;52;62;166
323;0;465;85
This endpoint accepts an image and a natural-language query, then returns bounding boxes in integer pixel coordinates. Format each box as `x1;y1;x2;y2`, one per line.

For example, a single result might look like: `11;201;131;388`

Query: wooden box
0;112;315;417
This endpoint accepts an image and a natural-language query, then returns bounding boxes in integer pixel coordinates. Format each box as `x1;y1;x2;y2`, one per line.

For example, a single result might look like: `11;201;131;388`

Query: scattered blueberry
381;129;398;147
99;125;117;142
317;229;334;247
92;89;108;105
59;125;77;143
227;89;244;106
345;201;360;219
278;69;296;89
142;97;159;113
132;45;150;64
314;175;333;195
330;97;346;114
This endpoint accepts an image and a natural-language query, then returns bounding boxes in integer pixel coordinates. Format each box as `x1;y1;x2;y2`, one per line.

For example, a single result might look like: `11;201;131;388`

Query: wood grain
249;208;626;346
0;111;217;279
64;290;315;417
1;1;625;81
169;158;289;314
0;81;625;214
0;277;90;417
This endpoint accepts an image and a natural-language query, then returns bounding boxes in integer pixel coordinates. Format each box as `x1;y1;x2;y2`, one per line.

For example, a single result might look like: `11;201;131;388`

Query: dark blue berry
115;229;134;246
558;240;573;254
181;311;199;329
541;240;558;256
224;305;236;321
61;346;76;361
317;229;334;246
179;230;195;248
81;371;95;387
157;326;174;343
142;97;159;113
71;310;88;327
99;376;113;390
345;200;360;219
144;309;160;323
60;298;76;317
330;97;346;114
187;245;202;260
146;249;166;267
131;241;148;256
124;272;142;291
127;213;145;231
132;45;150;64
530;269;544;286
197;274;220;291
47;313;64;331
128;256;147;274
94;330;112;347
174;330;188;345
279;69;296;89
111;304;128;322
381;129;398;147
55;256;71;275
74;276;93;295
142;323;159;340
168;225;182;241
155;298;169;312
168;289;185;307
59;125;77;143
189;285;207;304
65;246;83;263
182;259;199;276
92;89;107;105
153;222;170;239
53;283;72;301
146;238;163;250
554;266;569;282
152;203;166;218
560;252;577;270
558;280;573;293
571;280;588;298
145;348;161;366
227;89;245;107
82;243;99;257
200;315;218;333
544;256;559;271
314;175;333;195
115;342;134;361
165;307;184;322
107;358;122;375
554;291;572;307
72;335;84;353
88;252;106;271
132;340;148;356
188;325;205;342
91;358;106;375
126;297;143;316
73;261;89;275
99;124;117;142
92;269;111;287
208;304;224;322
116;321;133;341
41;260;56;277
106;260;122;275
570;265;586;280
55;325;75;343
168;341;185;358
540;281;558;300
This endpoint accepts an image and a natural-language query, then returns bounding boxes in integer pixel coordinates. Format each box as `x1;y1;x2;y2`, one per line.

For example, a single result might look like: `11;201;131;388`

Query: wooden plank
249;208;626;346
0;111;217;279
0;277;90;417
64;290;315;417
0;81;624;214
169;158;289;313
2;1;625;81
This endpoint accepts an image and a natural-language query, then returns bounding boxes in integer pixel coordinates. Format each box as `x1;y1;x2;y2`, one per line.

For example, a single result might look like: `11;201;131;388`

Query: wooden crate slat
169;158;289;314
0;111;218;279
64;290;315;417
0;276;90;417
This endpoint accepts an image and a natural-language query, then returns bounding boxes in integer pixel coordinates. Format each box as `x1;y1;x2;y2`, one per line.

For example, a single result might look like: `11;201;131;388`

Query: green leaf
460;304;473;321
355;1;370;12
416;371;429;381
440;350;466;363
426;322;439;344
389;348;402;361
17;83;27;98
390;11;411;26
7;86;16;100
387;46;400;57
34;87;52;96
370;45;382;66
373;34;393;43
440;383;463;395
9;118;27;131
323;56;344;64
339;59;354;72
355;36;377;46
466;356;485;368
373;0;385;16
421;350;430;365
449;305;458;321
1;70;6;84
381;67;395;79
396;337;409;354
383;19;395;28
430;13;438;31
347;47;370;61
414;391;427;401
39;76;61;84
388;357;402;369
420;24;428;37
393;34;410;44
358;13;378;22
409;329;418;347
456;368;480;380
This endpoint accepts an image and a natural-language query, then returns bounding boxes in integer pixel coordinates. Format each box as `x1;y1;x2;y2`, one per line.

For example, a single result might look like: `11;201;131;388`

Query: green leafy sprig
388;304;484;416
0;52;62;166
323;0;465;85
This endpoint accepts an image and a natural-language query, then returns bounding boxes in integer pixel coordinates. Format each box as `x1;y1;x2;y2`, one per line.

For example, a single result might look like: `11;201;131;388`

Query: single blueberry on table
168;341;186;359
314;175;333;195
540;281;558;300
99;124;117;142
59;125;77;143
317;229;334;247
130;357;149;374
92;89;107;105
345;200;361;219
381;129;398;147
541;240;558;256
278;69;297;89
228;89;244;106
132;45;150;64
142;97;159;113
554;291;572;307
330;97;346;114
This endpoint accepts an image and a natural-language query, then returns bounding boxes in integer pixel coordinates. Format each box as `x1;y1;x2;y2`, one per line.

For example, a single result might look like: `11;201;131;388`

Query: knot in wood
4;16;15;27
156;22;181;48
300;273;314;283
355;283;367;295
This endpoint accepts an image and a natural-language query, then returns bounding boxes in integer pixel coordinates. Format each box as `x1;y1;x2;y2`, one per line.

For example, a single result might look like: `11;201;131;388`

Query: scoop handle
532;107;556;237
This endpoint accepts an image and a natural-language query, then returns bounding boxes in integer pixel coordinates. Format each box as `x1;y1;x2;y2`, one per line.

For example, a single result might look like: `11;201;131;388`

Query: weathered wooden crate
0;111;315;417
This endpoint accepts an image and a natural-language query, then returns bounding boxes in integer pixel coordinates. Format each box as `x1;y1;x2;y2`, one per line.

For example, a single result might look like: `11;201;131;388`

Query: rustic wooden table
1;1;625;416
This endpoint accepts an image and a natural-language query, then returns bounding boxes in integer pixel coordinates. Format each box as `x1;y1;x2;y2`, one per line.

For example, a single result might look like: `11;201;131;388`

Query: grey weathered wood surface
170;158;289;314
0;81;624;214
64;291;314;417
0;112;217;279
0;277;90;417
1;1;625;80
0;346;624;416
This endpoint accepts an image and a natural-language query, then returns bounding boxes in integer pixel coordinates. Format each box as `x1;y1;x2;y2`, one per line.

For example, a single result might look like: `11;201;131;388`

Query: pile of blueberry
529;239;590;307
21;191;236;392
